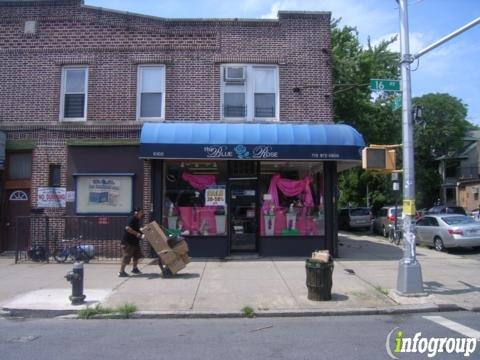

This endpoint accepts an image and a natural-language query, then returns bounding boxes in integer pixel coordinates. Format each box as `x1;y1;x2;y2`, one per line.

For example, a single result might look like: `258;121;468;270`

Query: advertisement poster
88;178;120;206
75;175;132;214
205;187;226;206
37;187;66;208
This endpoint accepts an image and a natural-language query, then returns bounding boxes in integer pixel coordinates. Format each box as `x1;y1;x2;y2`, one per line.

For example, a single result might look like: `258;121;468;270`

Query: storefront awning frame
139;122;365;161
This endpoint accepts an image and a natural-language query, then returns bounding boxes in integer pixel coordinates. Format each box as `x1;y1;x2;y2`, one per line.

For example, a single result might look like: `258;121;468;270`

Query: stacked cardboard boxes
141;221;191;274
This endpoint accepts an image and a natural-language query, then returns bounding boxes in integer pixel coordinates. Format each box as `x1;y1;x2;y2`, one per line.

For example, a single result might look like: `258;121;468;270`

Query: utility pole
396;0;480;295
397;0;423;295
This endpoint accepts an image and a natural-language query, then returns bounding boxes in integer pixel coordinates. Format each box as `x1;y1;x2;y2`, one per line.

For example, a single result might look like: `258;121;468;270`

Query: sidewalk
1;233;479;318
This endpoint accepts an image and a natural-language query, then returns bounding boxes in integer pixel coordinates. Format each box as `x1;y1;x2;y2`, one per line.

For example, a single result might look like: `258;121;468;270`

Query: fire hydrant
65;261;86;305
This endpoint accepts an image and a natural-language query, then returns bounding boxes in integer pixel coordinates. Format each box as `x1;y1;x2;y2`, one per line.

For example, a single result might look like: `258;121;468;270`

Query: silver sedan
415;214;480;251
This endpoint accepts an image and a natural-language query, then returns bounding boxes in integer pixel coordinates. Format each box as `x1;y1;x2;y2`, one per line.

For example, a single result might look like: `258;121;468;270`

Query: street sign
392;95;402;111
370;79;401;92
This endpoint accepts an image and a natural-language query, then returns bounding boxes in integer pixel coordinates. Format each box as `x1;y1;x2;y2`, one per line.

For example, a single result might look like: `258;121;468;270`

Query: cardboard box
179;254;191;265
141;221;169;253
311;250;330;263
158;250;177;265
141;221;191;274
172;240;189;255
168;258;186;274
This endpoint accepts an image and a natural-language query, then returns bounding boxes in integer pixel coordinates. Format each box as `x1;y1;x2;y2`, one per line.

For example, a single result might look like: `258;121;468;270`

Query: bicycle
53;237;94;263
388;226;402;245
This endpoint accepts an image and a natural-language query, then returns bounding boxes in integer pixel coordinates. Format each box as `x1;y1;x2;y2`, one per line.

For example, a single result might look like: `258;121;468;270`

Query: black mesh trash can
305;259;334;301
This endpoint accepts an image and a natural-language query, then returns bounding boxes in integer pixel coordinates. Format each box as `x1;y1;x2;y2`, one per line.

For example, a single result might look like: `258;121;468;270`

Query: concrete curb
1;303;467;320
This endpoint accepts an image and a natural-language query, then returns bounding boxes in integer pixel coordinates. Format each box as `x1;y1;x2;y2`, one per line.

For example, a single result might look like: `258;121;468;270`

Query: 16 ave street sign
370;79;401;92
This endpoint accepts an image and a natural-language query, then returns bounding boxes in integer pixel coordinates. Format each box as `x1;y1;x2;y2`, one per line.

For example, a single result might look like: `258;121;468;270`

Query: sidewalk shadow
446;248;480;256
133;272;200;280
331;294;349;301
424;280;480;296
163;273;200;280
337;236;403;261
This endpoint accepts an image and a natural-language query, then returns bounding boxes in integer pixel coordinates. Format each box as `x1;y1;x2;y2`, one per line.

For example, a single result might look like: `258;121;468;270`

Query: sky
85;0;480;125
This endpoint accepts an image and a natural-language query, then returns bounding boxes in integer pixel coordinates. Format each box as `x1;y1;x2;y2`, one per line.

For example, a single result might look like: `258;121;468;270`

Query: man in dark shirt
119;208;144;277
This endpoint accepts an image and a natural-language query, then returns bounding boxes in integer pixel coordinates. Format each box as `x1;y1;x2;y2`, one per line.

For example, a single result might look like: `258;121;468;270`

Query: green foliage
332;20;471;210
77;303;137;319
78;304;114;319
338;168;400;213
241;306;255;318
331;20;401;145
116;303;138;317
412;93;470;208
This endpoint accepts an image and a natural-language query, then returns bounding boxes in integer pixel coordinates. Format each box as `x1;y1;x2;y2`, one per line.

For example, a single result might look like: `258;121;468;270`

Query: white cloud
369;31;431;53
260;0;397;41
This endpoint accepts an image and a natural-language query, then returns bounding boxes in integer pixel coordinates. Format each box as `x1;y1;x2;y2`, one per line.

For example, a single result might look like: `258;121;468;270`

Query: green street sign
370;79;401;92
392;95;402;111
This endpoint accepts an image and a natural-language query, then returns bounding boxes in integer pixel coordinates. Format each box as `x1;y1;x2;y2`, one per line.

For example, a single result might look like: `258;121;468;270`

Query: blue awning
139;122;365;161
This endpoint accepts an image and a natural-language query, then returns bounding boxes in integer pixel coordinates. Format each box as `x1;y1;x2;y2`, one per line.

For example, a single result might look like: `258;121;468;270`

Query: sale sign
205;187;226;206
37;187;66;208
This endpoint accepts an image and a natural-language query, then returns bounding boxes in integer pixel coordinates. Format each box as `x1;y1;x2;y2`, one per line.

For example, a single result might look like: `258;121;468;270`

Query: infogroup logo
386;327;477;358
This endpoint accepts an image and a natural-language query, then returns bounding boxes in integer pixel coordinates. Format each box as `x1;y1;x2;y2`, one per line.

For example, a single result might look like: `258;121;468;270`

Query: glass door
229;179;257;252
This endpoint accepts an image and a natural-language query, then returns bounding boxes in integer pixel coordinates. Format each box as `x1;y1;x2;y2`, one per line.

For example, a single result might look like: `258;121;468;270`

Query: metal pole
396;0;424;295
414;17;480;60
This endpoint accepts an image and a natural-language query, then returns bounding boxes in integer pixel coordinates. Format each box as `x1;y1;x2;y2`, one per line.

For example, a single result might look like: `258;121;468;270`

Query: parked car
426;205;467;215
470;208;480;220
338;207;372;231
373;206;403;237
415;214;480;251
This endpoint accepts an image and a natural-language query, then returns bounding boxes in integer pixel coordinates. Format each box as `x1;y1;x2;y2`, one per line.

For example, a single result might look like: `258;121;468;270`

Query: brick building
0;0;364;258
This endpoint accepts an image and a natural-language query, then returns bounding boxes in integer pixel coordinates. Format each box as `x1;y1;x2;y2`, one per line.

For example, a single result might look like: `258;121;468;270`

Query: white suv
373;206;403;237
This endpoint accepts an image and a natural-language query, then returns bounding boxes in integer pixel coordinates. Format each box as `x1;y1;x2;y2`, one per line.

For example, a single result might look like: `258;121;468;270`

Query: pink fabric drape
260;211;324;236
263;173;314;211
178;206;218;234
181;172;216;190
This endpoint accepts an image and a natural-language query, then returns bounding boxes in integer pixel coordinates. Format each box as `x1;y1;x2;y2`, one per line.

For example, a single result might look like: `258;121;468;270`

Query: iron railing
13;215;152;263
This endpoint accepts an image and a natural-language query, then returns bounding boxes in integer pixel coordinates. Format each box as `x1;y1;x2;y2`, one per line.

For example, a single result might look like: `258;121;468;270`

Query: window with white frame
60;66;88;121
221;65;279;121
137;65;165;120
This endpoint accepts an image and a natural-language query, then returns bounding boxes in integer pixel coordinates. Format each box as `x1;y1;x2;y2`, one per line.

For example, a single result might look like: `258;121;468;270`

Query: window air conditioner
224;66;246;82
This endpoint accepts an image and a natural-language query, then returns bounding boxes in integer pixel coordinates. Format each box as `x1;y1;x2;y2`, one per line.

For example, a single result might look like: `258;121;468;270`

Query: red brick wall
0;2;332;251
0;4;333;124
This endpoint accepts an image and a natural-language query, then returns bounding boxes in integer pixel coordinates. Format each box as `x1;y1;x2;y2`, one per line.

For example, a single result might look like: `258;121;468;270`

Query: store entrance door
229;178;257;252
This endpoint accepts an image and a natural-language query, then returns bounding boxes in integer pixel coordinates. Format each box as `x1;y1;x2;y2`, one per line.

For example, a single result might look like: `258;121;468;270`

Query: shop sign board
142;144;362;161
37;187;66;208
205;187;226;206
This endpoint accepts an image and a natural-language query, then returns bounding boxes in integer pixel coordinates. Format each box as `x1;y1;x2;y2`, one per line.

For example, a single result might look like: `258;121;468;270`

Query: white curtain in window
141;67;164;92
254;68;275;93
65;69;86;93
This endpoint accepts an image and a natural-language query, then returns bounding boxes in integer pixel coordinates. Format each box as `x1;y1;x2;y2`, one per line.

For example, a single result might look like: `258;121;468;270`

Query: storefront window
164;161;227;236
74;174;133;214
259;162;325;236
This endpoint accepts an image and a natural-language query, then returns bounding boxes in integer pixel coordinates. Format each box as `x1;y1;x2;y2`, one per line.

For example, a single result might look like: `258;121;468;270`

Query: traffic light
362;146;396;171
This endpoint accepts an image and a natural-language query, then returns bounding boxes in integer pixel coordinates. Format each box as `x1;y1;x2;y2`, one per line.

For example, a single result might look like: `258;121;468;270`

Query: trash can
305;258;334;301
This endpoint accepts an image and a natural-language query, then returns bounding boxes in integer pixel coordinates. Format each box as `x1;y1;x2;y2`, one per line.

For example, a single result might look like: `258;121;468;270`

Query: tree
413;93;472;207
332;20;401;145
332;22;473;210
332;21;402;209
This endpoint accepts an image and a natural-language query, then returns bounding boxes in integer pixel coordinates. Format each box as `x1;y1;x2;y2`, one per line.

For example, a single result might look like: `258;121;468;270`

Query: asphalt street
349;230;480;262
1;311;479;360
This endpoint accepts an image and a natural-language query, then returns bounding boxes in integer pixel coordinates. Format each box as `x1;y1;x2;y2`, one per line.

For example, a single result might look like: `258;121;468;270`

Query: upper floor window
137;65;165;121
60;66;88;121
221;64;279;121
7;153;32;180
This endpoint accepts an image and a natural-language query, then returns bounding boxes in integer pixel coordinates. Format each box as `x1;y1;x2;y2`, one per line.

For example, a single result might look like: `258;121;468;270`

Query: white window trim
136;64;166;122
9;190;29;201
59;66;88;122
220;64;279;122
